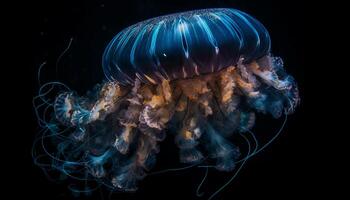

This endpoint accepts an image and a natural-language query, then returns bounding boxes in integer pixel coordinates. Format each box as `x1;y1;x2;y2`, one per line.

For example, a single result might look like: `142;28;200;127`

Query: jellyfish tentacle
114;80;143;154
111;133;159;191
111;79;176;191
196;166;209;197
89;82;127;122
220;56;300;118
86;149;113;178
216;66;240;113
175;111;204;164
47;55;298;193
204;123;240;171
54;82;127;127
139;79;174;140
113;124;137;154
135;133;160;172
249;61;289;90
175;79;212;163
111;156;143;191
207;132;251;200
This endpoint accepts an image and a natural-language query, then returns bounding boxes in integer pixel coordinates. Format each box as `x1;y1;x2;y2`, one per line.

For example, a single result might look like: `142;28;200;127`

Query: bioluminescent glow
33;8;299;199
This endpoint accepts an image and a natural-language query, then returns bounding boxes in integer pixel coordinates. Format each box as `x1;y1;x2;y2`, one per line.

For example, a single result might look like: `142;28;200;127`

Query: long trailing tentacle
33;54;299;195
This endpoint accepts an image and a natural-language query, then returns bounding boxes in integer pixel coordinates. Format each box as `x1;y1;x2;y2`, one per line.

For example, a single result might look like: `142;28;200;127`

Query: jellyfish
33;8;299;198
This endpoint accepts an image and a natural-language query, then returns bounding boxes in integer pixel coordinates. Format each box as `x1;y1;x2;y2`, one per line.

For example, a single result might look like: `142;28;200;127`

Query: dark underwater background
6;0;316;199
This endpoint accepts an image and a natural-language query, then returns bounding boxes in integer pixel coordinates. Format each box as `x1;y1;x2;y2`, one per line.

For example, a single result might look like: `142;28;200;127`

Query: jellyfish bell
102;8;271;85
35;8;299;195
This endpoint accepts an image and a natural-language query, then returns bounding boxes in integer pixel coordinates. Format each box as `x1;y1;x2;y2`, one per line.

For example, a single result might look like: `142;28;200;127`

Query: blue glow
102;8;271;85
33;8;300;199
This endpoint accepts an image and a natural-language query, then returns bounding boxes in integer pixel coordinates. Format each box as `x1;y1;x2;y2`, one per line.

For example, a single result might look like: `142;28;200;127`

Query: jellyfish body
34;8;299;194
102;8;271;85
